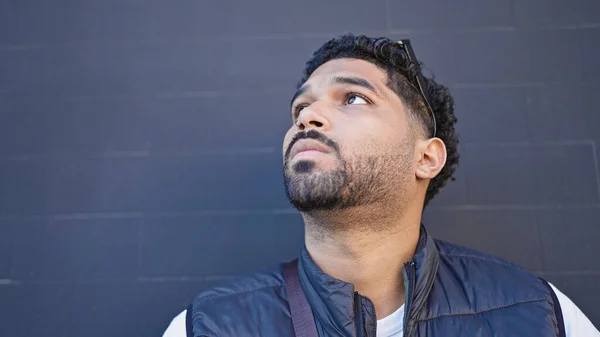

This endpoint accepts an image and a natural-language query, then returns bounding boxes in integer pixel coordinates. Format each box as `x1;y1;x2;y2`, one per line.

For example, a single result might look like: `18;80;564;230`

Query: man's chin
283;170;349;211
286;193;344;213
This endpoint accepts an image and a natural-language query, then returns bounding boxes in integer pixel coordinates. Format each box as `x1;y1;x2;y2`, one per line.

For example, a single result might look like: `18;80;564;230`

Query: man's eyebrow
290;76;382;107
331;76;381;98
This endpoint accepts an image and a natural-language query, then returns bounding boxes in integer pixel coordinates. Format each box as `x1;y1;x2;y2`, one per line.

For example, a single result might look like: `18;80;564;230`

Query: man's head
282;34;459;215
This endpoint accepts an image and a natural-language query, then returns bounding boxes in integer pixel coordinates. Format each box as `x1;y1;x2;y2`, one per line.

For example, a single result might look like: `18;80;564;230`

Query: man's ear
415;138;447;180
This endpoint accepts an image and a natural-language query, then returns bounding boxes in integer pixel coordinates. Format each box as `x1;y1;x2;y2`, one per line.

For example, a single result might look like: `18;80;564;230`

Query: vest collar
297;225;440;335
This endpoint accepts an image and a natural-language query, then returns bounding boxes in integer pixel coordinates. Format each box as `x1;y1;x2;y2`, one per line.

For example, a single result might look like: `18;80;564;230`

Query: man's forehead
306;58;387;86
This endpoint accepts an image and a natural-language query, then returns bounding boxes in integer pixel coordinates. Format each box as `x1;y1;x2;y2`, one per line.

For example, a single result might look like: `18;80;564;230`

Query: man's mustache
284;129;340;162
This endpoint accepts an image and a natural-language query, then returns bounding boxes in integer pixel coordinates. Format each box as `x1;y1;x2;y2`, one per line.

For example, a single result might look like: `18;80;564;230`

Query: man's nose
295;101;331;131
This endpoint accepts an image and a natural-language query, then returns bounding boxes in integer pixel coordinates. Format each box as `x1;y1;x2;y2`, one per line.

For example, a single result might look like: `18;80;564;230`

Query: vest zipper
402;261;416;336
354;291;364;337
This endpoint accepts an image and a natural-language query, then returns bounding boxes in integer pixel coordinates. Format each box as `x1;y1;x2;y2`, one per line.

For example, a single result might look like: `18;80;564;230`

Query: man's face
282;58;417;212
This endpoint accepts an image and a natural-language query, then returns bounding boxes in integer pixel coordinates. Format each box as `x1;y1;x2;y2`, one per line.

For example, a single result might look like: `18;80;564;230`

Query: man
164;34;599;336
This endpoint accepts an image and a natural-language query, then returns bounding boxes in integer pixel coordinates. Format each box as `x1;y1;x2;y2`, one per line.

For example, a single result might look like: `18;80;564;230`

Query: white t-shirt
163;283;599;337
376;304;405;337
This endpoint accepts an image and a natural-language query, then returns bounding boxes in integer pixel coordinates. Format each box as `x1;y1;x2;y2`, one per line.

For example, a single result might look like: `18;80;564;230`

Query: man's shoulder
193;263;286;304
189;263;294;336
164;265;290;337
431;239;600;335
424;238;552;321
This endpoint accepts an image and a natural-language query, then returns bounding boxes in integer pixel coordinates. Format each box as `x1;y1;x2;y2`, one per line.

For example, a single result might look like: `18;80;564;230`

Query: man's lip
289;139;332;159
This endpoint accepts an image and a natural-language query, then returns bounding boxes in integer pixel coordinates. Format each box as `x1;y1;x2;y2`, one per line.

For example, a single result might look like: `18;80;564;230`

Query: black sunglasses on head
396;39;437;138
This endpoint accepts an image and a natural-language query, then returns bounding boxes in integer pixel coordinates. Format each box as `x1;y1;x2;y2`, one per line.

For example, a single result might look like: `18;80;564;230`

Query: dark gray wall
1;0;599;335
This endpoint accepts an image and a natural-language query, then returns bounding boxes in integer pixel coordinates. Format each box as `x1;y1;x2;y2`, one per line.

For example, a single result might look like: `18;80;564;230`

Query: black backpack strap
284;259;319;337
539;278;566;337
185;303;194;337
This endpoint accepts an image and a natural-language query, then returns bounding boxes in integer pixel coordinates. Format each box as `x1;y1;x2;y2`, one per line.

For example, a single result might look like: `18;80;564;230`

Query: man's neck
303;205;421;319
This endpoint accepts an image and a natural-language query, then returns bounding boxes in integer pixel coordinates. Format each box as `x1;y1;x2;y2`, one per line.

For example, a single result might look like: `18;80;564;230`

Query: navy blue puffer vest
189;226;563;336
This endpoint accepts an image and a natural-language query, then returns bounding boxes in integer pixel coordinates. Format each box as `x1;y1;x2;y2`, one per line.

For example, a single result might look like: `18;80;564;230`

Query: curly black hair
298;34;459;206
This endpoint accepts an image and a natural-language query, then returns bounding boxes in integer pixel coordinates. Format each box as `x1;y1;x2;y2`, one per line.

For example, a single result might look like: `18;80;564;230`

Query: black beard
283;158;349;212
282;129;413;213
283;154;404;212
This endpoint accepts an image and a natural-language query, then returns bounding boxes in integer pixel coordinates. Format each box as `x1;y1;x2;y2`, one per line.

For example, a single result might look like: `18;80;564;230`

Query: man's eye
293;104;307;118
346;95;368;105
